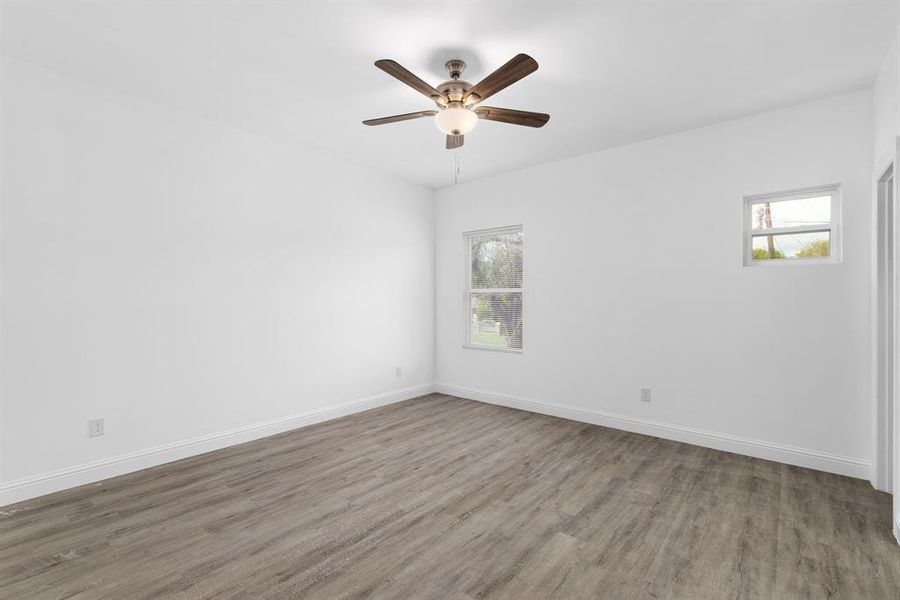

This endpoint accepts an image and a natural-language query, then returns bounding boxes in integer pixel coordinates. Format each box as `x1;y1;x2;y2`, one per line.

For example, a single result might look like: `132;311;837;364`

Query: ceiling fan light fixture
434;106;478;136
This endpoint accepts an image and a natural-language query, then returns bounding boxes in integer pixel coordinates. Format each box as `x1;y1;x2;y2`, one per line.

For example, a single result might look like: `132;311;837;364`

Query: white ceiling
2;1;898;189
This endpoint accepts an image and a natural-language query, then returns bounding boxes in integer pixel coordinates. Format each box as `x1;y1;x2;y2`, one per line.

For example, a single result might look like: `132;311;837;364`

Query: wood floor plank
1;394;898;599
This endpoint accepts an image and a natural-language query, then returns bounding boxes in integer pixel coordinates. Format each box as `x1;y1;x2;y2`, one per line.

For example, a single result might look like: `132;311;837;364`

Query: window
464;226;523;352
743;184;841;265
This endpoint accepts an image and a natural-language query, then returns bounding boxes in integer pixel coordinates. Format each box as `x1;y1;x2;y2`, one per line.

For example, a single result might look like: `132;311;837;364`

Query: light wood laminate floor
1;394;898;599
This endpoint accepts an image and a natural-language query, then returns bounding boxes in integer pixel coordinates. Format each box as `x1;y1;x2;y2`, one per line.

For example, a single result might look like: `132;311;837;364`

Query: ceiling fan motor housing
436;82;472;105
437;59;477;105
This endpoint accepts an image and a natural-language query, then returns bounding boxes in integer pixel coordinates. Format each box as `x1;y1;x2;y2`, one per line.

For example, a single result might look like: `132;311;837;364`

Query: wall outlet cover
88;418;105;437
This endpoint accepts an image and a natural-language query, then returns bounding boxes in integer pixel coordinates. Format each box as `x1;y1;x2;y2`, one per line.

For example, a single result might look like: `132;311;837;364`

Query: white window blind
464;226;523;352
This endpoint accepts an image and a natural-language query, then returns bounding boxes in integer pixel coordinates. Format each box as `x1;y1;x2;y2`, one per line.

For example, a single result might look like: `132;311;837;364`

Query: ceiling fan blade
474;107;550;128
446;134;464;150
464;54;538;105
362;110;438;126
375;60;448;105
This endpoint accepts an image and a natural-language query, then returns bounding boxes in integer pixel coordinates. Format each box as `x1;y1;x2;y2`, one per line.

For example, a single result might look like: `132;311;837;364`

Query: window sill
462;344;523;354
744;257;840;267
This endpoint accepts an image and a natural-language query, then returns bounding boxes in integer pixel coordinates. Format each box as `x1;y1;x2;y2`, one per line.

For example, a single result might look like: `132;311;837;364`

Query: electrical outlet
88;418;105;437
395;366;402;377
640;388;651;403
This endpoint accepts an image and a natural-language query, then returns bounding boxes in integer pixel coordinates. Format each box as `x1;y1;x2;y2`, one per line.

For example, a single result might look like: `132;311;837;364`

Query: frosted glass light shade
434;107;478;135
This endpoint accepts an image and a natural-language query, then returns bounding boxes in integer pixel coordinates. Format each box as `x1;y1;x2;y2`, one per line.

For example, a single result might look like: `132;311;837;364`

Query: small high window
743;184;841;265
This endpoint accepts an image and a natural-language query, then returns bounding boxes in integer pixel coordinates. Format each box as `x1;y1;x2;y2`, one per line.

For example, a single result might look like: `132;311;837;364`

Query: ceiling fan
363;54;549;149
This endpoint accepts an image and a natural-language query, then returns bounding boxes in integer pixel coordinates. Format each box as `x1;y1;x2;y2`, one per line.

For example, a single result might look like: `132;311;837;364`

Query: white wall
874;24;900;164
436;91;873;477
0;58;434;503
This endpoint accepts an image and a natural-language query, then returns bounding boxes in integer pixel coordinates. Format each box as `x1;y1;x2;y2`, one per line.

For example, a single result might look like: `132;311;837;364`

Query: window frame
742;183;842;266
463;225;524;353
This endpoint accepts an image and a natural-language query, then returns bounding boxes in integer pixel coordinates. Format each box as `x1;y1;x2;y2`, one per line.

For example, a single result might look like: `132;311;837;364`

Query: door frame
871;137;900;544
872;151;895;493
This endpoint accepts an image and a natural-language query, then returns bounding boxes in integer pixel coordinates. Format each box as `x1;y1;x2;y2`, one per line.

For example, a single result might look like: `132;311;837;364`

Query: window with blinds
464;226;523;352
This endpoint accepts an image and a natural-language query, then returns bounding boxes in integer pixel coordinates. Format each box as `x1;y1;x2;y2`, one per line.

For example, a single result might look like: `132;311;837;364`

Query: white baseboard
0;384;435;507
1;382;873;507
436;383;871;480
